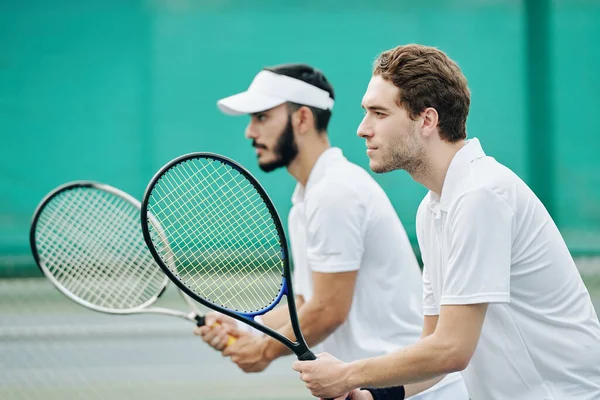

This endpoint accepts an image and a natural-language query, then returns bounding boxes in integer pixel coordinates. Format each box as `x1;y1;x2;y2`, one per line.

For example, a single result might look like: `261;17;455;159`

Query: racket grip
298;349;317;361
193;315;237;346
298;350;346;400
194;314;206;326
226;335;237;346
208;322;237;346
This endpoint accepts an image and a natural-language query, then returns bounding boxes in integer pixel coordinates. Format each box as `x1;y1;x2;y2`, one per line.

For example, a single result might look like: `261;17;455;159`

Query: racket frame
29;180;206;325
141;153;313;360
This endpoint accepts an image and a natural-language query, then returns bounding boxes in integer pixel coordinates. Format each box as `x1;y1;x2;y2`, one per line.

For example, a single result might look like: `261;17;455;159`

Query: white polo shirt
289;147;464;396
417;138;600;400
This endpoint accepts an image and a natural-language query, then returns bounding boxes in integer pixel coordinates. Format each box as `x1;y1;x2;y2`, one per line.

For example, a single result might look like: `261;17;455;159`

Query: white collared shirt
417;138;600;399
289;147;465;396
290;147;425;359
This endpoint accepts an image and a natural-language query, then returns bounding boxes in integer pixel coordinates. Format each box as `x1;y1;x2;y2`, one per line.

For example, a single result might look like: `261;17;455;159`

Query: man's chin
369;160;393;174
258;160;282;173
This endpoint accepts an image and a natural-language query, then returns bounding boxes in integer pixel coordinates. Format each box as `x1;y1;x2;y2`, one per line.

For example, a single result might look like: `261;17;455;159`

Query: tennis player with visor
194;63;469;399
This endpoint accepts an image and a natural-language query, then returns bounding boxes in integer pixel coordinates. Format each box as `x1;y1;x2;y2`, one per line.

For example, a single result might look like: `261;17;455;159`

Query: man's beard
254;116;298;173
372;122;427;176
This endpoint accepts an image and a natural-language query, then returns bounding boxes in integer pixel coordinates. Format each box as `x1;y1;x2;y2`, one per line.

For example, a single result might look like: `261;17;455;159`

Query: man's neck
411;139;466;196
287;134;331;187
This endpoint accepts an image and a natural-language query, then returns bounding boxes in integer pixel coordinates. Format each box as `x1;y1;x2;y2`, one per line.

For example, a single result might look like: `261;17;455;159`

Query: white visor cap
217;70;334;116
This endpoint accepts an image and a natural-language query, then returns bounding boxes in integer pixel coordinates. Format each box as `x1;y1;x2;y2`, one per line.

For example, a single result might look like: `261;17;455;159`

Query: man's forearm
404;375;446;398
348;334;462;389
264;299;342;360
260;305;292;330
259;296;304;330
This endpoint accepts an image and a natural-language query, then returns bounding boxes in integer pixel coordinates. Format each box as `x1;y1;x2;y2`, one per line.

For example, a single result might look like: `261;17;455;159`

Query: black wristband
362;386;405;400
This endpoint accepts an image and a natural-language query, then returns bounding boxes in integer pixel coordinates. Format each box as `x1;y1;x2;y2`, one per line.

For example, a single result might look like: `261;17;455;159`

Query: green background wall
1;0;599;276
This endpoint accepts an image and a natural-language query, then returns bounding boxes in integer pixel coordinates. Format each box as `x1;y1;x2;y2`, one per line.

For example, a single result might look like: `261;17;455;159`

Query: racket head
141;153;307;354
141;153;292;313
30;181;170;315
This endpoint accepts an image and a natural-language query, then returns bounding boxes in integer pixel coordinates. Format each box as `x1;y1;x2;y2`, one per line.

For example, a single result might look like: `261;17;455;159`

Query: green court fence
1;0;599;277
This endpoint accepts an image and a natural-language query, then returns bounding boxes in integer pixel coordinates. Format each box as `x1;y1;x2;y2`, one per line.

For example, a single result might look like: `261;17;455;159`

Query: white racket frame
30;181;203;323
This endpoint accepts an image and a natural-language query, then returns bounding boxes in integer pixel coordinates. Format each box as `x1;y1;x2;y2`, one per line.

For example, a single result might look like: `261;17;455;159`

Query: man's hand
292;352;354;399
193;312;245;351
222;335;273;373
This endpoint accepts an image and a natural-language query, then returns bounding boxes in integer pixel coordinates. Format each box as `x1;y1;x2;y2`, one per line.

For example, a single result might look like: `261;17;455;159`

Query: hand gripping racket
29;181;235;345
140;153;316;362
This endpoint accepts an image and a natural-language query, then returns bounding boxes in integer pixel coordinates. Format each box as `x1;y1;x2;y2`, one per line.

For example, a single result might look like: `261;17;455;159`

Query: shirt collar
291;147;345;205
427;138;486;212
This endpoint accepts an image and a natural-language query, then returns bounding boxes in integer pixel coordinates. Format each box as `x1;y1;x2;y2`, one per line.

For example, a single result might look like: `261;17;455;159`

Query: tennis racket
29;181;235;345
140;153;316;361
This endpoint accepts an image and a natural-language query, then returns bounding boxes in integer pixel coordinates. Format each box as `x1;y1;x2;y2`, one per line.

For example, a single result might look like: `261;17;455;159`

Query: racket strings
155;162;275;272
160;164;279;281
38;191;124;299
146;158;284;313
39;191;148;306
62;192;162;308
166;162;282;298
153;164;280;311
62;194;146;305
78;192;165;307
35;187;166;310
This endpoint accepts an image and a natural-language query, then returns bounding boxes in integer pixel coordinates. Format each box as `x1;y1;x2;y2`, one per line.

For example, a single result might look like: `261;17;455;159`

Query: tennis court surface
1;256;599;400
0;278;310;400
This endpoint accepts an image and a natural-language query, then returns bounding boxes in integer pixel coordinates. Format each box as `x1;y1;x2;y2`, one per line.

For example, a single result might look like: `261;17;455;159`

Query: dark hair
263;63;335;133
373;44;470;142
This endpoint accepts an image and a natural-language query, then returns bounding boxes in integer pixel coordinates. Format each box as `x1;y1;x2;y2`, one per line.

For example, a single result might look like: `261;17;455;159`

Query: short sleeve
422;265;439;315
440;188;513;305
304;184;365;273
288;204;309;297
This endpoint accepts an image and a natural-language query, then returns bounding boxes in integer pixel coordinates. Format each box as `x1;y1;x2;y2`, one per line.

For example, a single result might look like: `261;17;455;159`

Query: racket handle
298;349;317;361
225;335;237;346
194;314;206;326
193;315;237;346
298;350;345;400
208;322;237;346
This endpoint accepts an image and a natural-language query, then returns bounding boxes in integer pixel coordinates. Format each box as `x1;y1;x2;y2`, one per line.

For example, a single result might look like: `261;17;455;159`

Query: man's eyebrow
362;104;392;113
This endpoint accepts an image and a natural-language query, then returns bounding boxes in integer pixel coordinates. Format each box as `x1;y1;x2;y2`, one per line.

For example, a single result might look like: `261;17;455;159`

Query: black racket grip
298;350;347;400
194;314;206;326
298;349;317;360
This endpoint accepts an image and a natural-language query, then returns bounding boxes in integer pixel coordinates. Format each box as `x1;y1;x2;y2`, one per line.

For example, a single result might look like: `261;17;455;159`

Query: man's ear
420;107;439;138
293;106;316;135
